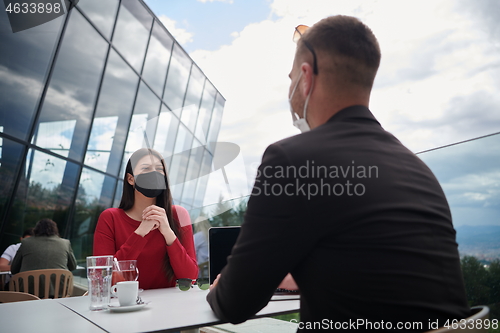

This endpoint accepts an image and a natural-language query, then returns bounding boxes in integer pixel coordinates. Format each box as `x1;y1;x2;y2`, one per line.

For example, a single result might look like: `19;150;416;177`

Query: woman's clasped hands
136;205;177;245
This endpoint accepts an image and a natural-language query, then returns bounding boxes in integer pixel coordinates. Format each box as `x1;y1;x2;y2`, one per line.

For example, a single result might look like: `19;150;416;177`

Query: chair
9;269;74;299
0;291;40;303
426;306;489;332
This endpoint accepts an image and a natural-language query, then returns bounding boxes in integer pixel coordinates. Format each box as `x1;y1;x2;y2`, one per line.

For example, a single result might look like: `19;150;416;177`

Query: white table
56;287;300;333
0;298;104;333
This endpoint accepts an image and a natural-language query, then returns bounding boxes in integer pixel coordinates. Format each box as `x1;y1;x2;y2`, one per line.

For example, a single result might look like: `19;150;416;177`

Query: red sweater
93;206;198;289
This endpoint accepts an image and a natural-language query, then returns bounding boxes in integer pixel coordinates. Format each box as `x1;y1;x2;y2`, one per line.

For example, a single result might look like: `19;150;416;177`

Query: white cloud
158;15;194;45
187;0;500;203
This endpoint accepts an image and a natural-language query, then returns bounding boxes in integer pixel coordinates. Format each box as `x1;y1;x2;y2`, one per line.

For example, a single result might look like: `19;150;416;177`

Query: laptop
208;226;300;300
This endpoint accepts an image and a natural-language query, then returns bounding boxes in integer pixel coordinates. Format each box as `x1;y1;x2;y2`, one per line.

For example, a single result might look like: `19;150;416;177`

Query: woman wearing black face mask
93;148;198;289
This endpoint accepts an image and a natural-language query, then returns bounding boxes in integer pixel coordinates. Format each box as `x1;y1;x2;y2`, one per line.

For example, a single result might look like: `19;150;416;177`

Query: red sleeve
93;209;148;260
167;206;199;279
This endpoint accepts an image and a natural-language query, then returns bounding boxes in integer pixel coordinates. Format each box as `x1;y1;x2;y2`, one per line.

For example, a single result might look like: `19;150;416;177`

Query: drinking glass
112;260;139;285
86;255;113;311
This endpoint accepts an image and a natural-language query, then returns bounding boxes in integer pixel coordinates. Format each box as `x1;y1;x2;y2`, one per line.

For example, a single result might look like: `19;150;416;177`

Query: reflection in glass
168;124;193;203
84;49;139;174
163;44;191;113
181;65;205;132
4;149;79;236
142;21;173;95
72;167;115;261
153;104;180;171
0;9;64;141
120;82;161;175
77;0;119;39
192;149;214;209
207;94;225;150
418;133;500;258
34;9;108;161
195;81;216;142
180;141;205;209
0;139;25;228
112;0;152;72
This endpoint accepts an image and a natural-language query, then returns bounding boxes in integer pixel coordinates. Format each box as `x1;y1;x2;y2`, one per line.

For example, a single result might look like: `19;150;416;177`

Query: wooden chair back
0;291;40;303
9;269;73;299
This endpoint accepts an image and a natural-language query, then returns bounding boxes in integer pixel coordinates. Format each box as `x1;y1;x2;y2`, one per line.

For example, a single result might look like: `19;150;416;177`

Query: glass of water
86;255;113;311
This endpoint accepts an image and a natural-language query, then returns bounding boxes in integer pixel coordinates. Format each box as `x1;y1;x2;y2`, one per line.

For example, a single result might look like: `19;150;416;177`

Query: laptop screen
208;226;240;284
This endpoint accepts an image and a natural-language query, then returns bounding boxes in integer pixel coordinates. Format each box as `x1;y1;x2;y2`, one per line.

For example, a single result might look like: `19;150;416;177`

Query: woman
11;219;77;274
93;148;198;289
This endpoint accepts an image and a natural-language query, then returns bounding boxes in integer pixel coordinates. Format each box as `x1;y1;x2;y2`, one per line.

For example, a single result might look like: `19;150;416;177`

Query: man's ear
127;173;135;186
300;62;314;97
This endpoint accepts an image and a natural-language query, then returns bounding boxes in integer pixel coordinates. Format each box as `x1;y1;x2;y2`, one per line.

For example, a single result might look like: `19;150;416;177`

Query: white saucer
108;302;150;312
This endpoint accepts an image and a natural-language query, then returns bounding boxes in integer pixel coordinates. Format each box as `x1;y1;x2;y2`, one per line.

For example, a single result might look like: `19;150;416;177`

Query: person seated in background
0;228;34;273
10;219;76;297
11;219;76;274
0;228;34;289
93;148;198;289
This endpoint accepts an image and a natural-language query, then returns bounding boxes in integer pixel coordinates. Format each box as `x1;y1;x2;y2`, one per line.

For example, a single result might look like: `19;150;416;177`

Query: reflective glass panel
120;82;161;176
84;49;139;174
113;180;123;208
418;133;500;258
195;81;216;142
0;139;25;226
112;0;152;72
5;149;79;236
77;0;119;39
163;44;191;113
193;149;214;209
0;9;64;141
71;167;115;261
207;94;225;150
168;124;193;203
142;20;173;96
34;9;108;161
153;104;180;171
180;139;205;209
181;66;204;132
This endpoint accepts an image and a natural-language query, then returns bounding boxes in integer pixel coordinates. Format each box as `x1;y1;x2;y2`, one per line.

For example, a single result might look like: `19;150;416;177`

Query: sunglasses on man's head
176;278;210;291
293;24;318;75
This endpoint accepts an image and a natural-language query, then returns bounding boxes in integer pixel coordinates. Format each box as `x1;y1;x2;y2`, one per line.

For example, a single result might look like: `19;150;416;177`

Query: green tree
461;256;490;306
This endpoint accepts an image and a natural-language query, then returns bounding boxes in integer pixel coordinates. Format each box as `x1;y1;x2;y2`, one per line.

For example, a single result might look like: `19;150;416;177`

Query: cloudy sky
143;0;500;210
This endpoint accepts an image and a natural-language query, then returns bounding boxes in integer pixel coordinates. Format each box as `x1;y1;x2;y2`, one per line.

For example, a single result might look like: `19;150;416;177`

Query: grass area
272;312;299;323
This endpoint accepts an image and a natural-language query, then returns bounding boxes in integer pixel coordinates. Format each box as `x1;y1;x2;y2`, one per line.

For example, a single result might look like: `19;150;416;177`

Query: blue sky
141;0;500;222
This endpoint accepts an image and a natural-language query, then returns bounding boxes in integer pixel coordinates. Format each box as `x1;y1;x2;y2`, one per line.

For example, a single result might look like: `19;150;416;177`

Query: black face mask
134;171;167;198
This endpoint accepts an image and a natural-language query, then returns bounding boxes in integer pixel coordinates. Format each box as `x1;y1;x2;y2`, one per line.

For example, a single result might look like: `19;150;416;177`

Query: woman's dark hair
118;148;182;282
34;219;60;237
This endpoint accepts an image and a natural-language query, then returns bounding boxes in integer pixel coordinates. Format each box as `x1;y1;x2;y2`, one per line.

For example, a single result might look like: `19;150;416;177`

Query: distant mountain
455;225;500;260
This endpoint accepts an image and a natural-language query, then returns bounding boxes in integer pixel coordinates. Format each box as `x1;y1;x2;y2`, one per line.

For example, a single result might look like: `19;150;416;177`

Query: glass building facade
0;0;225;264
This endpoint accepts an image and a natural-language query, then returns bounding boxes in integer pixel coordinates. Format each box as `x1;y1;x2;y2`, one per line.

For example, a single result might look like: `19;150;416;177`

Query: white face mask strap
302;76;314;123
289;71;303;121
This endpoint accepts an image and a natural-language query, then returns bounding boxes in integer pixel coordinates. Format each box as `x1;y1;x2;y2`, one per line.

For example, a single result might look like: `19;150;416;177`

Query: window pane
120;82;161;175
0;9;64;141
0;139;25;223
84;49;139;174
168;124;193;203
153;104;180;171
163;44;191;113
77;0;119;39
72;167;115;261
193;149;214;209
180;140;205;208
5;149;79;236
34;10;108;161
113;180;123;208
207;94;225;149
195;81;216;142
112;0;152;72
181;66;204;132
142;21;173;96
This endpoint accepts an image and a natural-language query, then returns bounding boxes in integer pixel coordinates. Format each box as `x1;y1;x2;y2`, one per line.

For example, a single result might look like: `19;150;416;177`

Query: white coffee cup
111;281;139;306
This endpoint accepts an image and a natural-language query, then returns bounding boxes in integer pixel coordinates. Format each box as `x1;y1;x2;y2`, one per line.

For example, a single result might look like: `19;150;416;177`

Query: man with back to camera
206;15;469;331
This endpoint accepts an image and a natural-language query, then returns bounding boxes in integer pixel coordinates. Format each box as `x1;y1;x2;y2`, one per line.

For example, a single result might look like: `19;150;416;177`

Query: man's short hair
22;228;34;238
299;15;381;89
